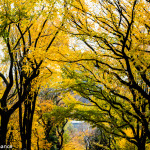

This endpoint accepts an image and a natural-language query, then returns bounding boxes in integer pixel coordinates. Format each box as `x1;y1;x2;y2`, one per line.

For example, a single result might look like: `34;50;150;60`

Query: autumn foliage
0;0;150;150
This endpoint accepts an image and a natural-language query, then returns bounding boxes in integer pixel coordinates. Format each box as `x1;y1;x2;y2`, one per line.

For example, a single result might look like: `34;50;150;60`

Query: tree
84;128;117;150
53;0;150;149
37;88;69;150
0;0;64;147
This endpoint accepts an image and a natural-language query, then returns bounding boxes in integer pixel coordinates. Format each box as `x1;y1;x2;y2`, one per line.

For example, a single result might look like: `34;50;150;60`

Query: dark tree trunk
137;136;146;150
27;94;37;150
19;101;27;149
19;91;38;150
137;144;145;150
37;136;40;150
0;112;10;146
56;119;68;150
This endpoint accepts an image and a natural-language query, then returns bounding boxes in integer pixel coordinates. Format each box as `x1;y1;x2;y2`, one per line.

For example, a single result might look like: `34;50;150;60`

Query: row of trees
0;0;68;149
55;0;150;149
0;0;150;149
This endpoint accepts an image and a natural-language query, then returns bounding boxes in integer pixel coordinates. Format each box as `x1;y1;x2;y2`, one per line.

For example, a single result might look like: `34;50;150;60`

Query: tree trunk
137;138;146;150
19;103;27;149
19;91;38;150
27;122;32;150
137;144;145;150
0;112;10;146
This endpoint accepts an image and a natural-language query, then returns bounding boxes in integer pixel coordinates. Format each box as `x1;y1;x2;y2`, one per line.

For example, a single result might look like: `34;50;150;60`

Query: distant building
71;120;91;131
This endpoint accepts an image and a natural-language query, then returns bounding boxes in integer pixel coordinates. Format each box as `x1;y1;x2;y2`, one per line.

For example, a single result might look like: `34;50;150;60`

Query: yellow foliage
117;128;135;149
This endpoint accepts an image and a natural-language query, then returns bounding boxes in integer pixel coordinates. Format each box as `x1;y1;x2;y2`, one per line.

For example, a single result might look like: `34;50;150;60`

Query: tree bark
137;137;146;150
137;144;145;150
0;112;10;146
19;91;38;150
